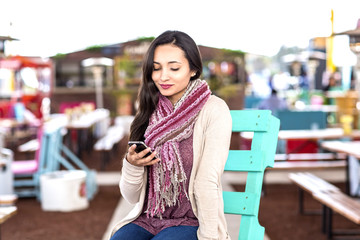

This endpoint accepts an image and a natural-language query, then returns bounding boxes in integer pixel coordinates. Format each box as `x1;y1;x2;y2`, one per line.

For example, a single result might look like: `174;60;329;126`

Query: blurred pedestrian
109;30;232;240
322;73;338;92
258;88;288;115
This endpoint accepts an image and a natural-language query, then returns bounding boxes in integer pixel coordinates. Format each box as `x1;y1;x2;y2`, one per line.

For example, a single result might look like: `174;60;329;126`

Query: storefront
51;38;247;116
0;56;52;119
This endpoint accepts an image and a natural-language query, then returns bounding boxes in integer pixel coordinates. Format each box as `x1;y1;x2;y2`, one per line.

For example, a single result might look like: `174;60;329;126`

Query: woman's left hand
126;144;160;167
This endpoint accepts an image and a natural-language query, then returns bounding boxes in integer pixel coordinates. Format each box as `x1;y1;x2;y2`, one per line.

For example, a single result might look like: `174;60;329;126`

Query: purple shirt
132;135;199;235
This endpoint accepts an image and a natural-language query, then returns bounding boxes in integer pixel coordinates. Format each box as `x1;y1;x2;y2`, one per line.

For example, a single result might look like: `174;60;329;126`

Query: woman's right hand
126;144;160;167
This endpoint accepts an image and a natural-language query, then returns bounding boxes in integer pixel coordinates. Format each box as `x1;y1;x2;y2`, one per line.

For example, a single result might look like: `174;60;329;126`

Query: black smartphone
128;141;156;159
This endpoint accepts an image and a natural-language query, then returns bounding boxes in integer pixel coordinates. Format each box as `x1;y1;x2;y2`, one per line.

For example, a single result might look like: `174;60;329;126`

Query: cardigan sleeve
194;97;232;239
119;158;146;204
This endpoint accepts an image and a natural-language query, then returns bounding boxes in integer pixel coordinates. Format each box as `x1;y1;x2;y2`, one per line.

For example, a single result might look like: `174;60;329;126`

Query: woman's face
152;44;195;105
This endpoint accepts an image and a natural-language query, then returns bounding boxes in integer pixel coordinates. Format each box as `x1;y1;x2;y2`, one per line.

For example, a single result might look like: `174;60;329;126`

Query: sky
1;0;360;59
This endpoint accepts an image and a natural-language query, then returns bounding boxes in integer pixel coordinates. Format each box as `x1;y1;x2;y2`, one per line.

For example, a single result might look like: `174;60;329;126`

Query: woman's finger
136;151;160;166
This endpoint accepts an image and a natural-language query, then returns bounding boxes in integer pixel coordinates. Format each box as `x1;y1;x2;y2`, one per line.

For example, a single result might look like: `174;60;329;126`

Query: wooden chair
223;110;280;240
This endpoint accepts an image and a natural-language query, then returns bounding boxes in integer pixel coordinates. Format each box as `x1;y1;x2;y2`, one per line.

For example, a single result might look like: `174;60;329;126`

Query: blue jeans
110;223;198;240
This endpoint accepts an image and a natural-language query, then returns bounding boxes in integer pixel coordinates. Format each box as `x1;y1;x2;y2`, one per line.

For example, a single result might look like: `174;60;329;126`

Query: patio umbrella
0;36;18;55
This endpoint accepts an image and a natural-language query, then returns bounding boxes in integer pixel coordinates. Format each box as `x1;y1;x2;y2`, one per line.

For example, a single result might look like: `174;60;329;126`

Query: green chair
223;110;280;240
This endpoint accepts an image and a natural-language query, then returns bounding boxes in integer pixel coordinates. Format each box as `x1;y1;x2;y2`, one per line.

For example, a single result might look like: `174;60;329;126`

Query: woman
110;30;232;240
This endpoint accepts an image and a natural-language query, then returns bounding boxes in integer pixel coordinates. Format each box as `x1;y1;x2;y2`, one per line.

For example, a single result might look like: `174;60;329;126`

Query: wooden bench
314;191;360;239
289;172;341;214
18;139;39;153
0;206;17;240
273;160;347;171
271;152;347;171
0;194;17;206
0;206;17;224
289;172;360;239
94;115;134;170
275;152;346;161
94;125;126;170
262;153;347;195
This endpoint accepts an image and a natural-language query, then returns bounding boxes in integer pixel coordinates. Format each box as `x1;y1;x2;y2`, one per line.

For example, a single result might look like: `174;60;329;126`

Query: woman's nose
160;69;169;81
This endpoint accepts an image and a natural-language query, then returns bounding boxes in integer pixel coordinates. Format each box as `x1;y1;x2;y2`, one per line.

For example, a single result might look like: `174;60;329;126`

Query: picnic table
321;140;360;196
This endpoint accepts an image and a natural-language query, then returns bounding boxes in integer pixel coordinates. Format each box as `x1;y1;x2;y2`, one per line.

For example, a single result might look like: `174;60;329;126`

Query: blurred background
1;0;360;121
2;1;360;239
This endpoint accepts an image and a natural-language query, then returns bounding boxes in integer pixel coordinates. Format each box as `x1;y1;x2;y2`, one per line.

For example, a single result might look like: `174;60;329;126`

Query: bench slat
230;110;271;132
223;191;258;215
275;152;346;161
302;172;340;192
289;172;340;195
0;206;17;224
225;150;263;172
94;125;125;151
314;191;360;224
273;160;346;170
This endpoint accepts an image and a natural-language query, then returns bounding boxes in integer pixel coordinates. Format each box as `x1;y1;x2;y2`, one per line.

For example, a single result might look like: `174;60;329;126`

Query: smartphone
128;141;156;159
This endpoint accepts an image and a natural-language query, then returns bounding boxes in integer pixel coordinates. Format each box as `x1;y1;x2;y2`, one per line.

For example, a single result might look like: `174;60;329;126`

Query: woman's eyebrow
169;61;182;64
153;61;182;64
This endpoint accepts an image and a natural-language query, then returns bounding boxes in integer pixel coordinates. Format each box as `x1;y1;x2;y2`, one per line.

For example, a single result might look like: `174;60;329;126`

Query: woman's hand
126;144;160;167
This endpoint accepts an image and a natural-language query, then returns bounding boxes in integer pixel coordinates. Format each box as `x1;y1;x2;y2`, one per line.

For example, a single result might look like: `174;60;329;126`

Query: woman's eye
171;68;179;71
153;68;160;71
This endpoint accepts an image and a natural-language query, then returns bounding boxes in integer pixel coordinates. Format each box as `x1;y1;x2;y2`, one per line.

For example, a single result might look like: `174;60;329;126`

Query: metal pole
92;66;103;109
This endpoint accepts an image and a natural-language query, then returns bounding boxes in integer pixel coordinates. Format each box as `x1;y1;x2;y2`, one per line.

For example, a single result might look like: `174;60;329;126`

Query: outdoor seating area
0;106;133;239
3;3;360;240
0;99;360;239
238;86;360;238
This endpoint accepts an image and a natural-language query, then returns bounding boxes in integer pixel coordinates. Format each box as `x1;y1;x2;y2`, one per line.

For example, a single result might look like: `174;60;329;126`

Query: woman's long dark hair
129;30;203;141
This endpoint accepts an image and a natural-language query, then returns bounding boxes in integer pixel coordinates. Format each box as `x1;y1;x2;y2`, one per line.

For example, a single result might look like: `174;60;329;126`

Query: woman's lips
160;84;172;89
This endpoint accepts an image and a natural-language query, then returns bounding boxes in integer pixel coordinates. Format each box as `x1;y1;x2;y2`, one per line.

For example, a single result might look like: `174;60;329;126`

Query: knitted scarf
144;79;211;218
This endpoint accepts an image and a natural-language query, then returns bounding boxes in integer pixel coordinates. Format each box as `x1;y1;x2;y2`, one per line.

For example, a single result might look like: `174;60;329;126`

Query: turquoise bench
223;110;280;239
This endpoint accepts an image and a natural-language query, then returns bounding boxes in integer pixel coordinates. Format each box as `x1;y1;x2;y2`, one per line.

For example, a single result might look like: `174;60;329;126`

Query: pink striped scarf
144;79;211;218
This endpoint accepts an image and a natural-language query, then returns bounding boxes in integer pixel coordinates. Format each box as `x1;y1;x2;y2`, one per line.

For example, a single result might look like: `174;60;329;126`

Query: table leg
346;155;350;195
298;188;304;214
321;205;326;234
326;207;333;240
77;129;84;158
348;155;360;197
78;128;93;157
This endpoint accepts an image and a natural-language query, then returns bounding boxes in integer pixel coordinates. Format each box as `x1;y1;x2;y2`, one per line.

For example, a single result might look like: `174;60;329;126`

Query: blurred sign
0;59;21;69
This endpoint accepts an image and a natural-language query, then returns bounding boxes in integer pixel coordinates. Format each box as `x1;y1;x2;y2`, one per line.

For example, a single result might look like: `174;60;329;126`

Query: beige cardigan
110;95;232;240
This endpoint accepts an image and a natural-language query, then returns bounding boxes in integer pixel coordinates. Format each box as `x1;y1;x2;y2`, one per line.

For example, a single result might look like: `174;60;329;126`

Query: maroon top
132;135;199;235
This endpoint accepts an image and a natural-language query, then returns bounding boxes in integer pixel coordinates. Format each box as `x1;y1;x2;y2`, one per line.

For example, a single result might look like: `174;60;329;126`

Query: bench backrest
36;116;68;176
224;110;280;240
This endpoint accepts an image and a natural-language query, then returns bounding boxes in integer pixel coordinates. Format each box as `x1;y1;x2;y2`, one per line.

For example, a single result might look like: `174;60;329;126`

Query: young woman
110;30;232;240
